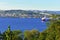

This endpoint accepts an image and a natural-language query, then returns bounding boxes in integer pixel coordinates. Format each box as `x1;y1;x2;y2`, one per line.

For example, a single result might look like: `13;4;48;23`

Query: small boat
41;17;46;21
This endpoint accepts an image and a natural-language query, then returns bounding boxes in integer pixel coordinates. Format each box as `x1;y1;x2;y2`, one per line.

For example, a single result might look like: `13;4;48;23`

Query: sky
0;0;60;10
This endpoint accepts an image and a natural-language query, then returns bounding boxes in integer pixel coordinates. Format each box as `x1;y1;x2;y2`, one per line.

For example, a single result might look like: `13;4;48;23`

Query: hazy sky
0;0;60;10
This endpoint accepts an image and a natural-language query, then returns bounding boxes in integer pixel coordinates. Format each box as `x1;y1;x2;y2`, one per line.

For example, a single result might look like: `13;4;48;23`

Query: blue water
0;18;47;33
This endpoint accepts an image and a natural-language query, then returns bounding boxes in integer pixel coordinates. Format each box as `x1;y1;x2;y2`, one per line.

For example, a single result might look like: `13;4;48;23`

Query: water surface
0;18;47;33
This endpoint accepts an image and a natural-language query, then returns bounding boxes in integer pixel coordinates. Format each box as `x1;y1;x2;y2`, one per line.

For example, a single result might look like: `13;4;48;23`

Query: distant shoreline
0;17;39;18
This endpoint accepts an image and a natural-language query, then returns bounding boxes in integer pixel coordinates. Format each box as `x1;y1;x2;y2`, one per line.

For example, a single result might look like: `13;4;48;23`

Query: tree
3;26;23;40
38;20;60;40
24;30;40;40
38;32;47;40
12;30;22;40
45;20;60;40
3;25;12;40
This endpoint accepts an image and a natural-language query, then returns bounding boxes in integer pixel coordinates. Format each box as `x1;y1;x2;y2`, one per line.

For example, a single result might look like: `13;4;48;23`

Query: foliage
38;20;60;40
24;30;40;40
3;25;22;40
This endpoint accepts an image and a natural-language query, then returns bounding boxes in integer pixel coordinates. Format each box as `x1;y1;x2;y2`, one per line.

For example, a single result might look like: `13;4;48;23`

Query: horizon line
0;9;60;11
